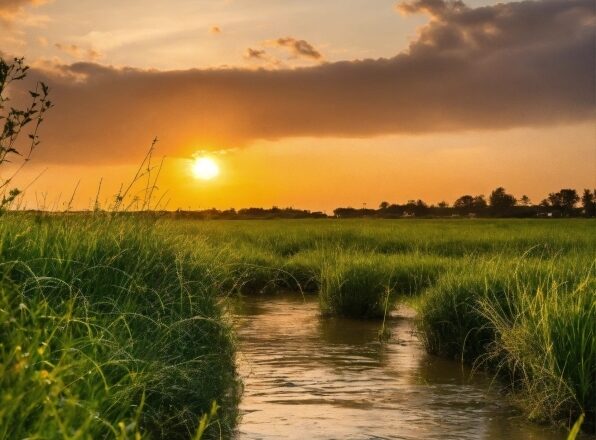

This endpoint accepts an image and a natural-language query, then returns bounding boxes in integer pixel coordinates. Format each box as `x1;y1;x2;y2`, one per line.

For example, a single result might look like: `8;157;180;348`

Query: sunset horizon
2;0;594;212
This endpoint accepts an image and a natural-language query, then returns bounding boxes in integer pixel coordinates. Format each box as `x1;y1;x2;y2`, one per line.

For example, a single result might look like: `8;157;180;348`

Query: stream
233;294;568;440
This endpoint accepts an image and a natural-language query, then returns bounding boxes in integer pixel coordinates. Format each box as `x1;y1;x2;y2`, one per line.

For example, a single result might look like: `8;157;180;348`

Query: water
233;294;567;440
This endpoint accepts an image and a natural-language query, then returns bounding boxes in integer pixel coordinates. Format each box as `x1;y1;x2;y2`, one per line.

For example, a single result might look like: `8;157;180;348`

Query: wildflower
12;359;27;373
37;343;47;356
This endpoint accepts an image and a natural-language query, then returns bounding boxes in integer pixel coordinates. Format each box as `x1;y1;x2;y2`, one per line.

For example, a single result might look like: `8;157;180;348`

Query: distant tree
454;195;474;213
548;189;579;216
453;195;487;214
403;200;417;215
472;195;487;208
379;201;389;210
519;195;531;206
437;201;449;208
414;199;429;216
560;189;579;215
333;207;358;218
489;187;516;210
384;204;404;216
539;198;550;208
581;189;595;217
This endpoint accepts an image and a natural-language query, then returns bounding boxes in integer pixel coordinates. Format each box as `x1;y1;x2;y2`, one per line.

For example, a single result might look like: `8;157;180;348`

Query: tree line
170;207;328;220
148;186;595;220
335;187;596;218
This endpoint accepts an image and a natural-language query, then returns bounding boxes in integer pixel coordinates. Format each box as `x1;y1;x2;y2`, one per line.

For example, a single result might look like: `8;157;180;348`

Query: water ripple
233;295;566;440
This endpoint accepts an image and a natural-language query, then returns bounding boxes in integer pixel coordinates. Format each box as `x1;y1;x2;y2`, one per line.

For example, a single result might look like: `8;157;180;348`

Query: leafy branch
0;57;52;211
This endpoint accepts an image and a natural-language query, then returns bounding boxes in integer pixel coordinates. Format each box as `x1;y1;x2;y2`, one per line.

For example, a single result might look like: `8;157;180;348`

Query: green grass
318;251;447;318
0;215;238;439
479;265;595;426
1;215;594;436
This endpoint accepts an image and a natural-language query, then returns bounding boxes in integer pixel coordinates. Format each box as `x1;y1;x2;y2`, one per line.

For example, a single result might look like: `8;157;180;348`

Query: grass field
1;215;594;438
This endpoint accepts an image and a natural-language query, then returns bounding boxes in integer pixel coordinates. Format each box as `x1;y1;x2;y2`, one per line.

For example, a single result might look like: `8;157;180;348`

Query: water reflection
233;294;567;440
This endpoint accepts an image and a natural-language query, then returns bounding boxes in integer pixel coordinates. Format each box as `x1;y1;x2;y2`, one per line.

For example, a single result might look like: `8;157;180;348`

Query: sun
192;157;220;180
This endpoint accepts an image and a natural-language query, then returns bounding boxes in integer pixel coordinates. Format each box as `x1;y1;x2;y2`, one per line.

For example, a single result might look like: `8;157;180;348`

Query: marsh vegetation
0;216;594;438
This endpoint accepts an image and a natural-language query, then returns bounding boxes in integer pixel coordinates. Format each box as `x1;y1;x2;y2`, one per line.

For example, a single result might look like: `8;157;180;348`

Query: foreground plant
417;255;595;430
0;216;239;439
480;269;595;429
0;57;51;211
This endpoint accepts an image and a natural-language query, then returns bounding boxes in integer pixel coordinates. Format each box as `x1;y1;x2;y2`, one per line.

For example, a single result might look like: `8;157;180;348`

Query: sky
1;0;595;212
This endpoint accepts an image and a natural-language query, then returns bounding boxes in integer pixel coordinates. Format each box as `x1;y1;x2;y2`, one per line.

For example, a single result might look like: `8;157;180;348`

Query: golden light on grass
192;156;220;180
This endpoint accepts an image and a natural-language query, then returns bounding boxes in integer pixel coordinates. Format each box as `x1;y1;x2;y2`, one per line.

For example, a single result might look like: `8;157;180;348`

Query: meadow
0;215;594;438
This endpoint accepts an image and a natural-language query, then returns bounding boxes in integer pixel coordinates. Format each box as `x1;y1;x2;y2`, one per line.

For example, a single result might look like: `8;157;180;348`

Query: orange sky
2;0;595;211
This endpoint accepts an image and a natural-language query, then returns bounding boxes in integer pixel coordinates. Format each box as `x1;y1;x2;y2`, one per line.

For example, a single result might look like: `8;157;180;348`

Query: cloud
272;37;322;60
0;0;46;23
11;0;595;164
54;43;103;61
244;47;266;60
396;0;466;16
243;47;284;68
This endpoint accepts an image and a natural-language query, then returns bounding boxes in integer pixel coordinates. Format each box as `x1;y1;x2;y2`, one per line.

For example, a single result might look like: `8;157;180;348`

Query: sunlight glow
192;157;220;180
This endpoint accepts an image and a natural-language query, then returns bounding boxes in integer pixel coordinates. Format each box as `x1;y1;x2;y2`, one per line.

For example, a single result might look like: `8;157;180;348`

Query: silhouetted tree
401;200;429;216
454;195;486;214
473;195;487;208
414;199;429;216
581;189;595;217
334;207;358;218
403;200;417;216
548;189;579;216
384;204;404;216
437;201;449;208
454;195;474;214
519;195;531;206
489;187;516;210
379;201;389;210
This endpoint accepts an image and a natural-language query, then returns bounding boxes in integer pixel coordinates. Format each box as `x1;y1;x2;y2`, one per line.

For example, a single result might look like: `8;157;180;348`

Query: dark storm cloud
13;0;595;164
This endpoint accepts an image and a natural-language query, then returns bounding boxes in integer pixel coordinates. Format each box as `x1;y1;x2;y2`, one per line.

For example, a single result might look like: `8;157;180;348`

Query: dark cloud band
14;0;595;164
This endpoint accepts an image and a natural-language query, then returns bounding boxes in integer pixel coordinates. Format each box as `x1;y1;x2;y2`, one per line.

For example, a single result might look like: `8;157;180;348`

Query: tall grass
319;253;394;318
1;216;594;435
0;273;145;439
318;251;447;317
417;255;595;428
0;215;238;439
480;267;595;428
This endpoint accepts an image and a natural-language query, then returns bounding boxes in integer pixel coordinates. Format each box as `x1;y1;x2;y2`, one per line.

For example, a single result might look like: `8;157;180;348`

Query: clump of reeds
318;253;395;318
479;265;595;429
417;254;595;429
